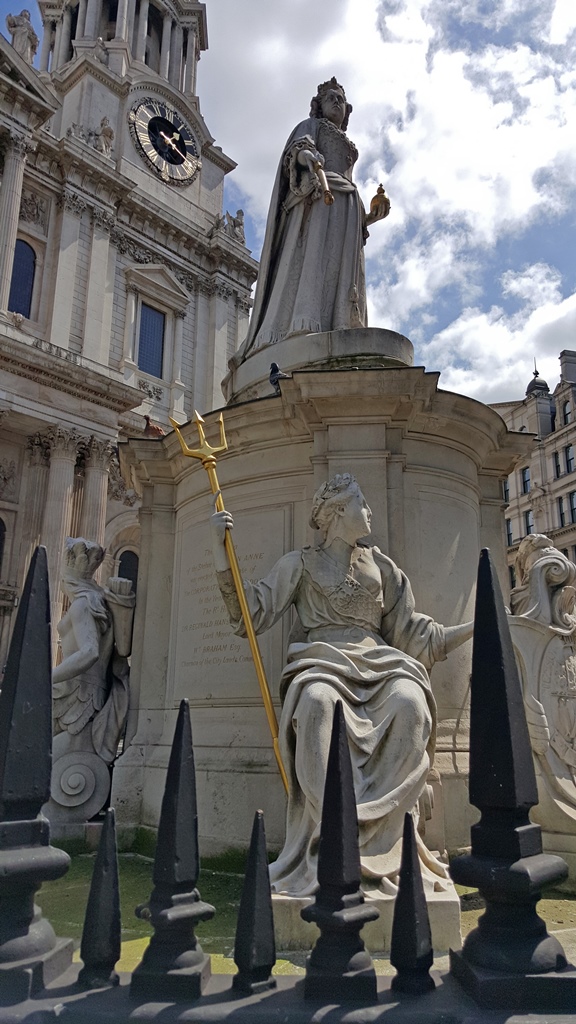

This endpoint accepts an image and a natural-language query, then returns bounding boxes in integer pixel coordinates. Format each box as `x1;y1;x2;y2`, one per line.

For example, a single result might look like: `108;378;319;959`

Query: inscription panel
172;506;289;705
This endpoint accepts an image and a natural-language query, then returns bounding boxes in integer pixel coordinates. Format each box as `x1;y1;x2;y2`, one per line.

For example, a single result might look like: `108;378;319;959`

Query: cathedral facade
0;1;257;664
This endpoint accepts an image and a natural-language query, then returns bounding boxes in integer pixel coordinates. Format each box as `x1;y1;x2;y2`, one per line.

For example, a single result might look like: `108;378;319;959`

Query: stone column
134;0;149;62
206;282;231;410
183;27;195;95
39;20;53;69
0;131;33;313
20;434;51;578
49;190;87;350
168;21;181;87
52;16;62;67
41;427;81;629
79;437;114;546
76;0;87;38
83;0;102;41
115;0;130;40
160;13;171;79
57;4;72;65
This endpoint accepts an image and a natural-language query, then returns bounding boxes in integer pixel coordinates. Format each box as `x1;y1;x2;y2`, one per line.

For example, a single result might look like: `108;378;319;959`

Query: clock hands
159;129;183;153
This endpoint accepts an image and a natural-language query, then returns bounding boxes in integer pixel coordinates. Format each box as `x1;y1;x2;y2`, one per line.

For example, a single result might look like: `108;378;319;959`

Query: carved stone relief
19;189;49;233
108;452;139;506
509;534;576;840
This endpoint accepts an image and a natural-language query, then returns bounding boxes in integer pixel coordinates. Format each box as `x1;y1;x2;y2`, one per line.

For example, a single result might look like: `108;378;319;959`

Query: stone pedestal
272;883;461;955
223;327;414;404
119;346;532;860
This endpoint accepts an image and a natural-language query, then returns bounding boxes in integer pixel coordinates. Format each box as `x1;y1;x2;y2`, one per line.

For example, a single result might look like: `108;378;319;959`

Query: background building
0;1;257;664
492;350;576;588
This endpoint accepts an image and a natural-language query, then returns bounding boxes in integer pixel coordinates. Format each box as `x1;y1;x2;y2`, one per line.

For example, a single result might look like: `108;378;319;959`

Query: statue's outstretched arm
444;620;474;654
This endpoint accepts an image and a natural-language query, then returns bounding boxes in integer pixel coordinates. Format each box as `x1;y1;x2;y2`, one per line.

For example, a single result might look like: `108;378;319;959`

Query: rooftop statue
6;9;38;64
211;474;472;896
230;78;390;369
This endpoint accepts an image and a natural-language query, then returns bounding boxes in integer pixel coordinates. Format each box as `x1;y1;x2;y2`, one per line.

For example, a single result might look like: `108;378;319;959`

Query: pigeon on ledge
270;362;291;396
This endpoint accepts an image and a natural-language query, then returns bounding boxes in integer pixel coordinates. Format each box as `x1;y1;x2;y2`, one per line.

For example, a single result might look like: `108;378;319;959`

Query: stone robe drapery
230;117;368;366
223;543;449;896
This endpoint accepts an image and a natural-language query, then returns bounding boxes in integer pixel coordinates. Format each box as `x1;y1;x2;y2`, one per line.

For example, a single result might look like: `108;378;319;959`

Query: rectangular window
505;519;513;546
138;303;165;378
570;492;576;524
521;466;530;494
563;549;570;558
554;451;561;478
508;565;516;590
524;509;534;535
559;496;566;527
566;445;575;473
563;401;572;426
502;478;509;503
572;546;576;563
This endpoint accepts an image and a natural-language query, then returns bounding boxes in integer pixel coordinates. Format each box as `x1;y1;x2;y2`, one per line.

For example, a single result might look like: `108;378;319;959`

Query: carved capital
4;130;35;160
174;308;187;320
197;279;215;298
45;425;83;458
27;432;50;467
91;207;115;232
57;189;87;217
84;436;116;470
236;296;252;315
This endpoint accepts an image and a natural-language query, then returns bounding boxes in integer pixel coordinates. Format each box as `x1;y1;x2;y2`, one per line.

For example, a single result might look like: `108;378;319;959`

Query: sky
3;0;576;405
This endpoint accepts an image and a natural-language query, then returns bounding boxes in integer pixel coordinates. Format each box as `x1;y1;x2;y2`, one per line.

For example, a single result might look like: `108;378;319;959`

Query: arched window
8;240;35;319
118;549;139;595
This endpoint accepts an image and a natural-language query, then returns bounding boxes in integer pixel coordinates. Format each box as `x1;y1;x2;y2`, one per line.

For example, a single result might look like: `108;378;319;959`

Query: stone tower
0;2;257;663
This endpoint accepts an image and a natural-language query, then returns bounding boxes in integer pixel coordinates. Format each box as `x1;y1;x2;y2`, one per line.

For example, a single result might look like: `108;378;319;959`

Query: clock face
129;99;201;185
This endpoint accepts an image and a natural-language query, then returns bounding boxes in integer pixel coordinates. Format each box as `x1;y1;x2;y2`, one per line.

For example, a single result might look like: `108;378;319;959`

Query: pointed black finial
78;809;121;989
469;547;539;856
0;546;52;820
232;810;276;995
131;700;215;1001
302;701;378;1002
450;548;575;1011
390;813;434;996
0;547;73;999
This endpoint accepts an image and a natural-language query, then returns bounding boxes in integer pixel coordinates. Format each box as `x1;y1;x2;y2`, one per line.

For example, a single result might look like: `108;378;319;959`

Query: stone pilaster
83;209;116;367
49;190;87;350
170;308;186;419
78;437;115;547
20;434;51;578
114;0;129;40
0;131;34;312
122;284;138;366
41;426;82;629
183;27;196;95
57;4;72;66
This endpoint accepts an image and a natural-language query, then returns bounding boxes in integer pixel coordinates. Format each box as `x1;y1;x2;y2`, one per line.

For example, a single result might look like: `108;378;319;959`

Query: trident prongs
169;411;228;466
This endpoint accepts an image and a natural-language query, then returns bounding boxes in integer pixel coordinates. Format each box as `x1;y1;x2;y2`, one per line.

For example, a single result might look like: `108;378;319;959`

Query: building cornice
0;332;143;414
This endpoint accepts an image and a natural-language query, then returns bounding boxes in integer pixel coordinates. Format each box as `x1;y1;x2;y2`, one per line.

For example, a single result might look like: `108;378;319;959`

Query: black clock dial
129;99;201;185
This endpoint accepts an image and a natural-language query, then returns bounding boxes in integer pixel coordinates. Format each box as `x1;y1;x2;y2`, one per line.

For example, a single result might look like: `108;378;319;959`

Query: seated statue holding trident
229;77;390;369
211;474;473;897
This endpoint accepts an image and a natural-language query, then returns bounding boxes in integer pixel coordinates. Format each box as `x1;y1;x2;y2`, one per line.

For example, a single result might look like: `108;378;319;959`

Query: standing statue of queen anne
212;475;473;896
230;77;389;367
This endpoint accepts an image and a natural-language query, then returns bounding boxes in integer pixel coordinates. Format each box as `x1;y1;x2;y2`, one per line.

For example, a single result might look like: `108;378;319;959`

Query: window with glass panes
554;451;561;478
8;240;35;319
524;509;534;535
506;519;513;546
503;478;509;503
509;565;516;590
521;466;530;493
566;445;575;473
559;496;566;527
563;401;572;426
569;492;576;524
138;303;165;378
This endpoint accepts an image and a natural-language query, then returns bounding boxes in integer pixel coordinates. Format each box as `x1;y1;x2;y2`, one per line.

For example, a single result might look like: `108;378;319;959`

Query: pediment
0;34;59;123
125;264;190;306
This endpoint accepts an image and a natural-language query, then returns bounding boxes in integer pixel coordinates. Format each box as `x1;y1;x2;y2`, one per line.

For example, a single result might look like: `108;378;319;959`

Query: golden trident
169;412;289;794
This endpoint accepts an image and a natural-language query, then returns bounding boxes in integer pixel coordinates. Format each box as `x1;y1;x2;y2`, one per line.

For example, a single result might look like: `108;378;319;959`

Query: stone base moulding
272;883;462;954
